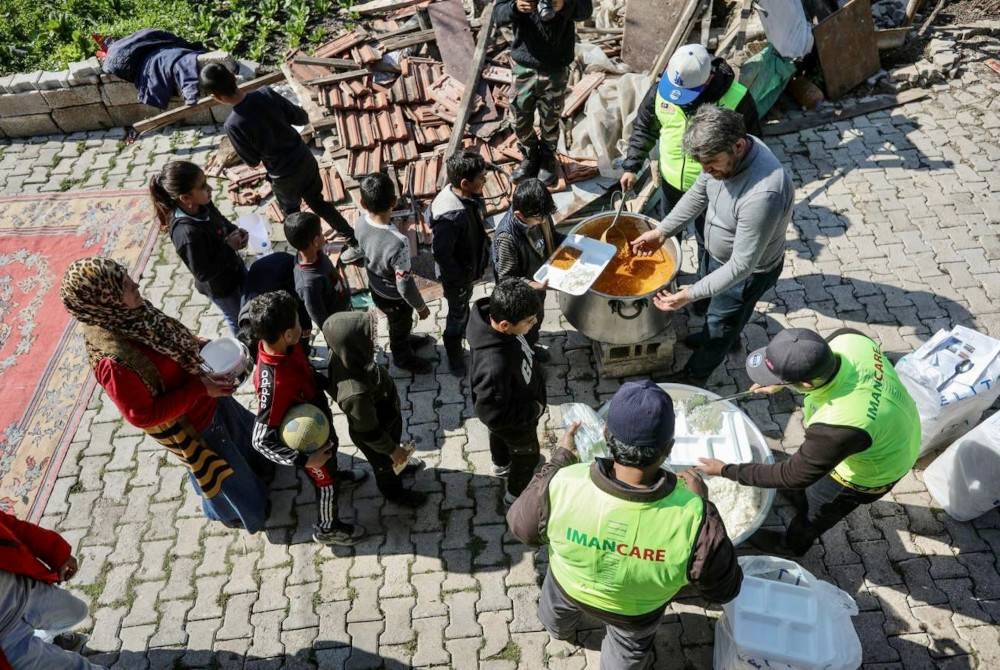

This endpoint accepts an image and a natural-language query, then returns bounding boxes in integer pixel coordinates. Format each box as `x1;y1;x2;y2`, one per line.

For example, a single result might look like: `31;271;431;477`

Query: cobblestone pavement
3;70;1000;669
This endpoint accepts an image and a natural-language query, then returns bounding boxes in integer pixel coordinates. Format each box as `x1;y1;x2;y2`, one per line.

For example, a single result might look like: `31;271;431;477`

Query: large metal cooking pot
557;211;681;344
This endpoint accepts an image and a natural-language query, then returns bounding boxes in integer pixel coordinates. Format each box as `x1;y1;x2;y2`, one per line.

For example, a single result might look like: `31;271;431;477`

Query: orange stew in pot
579;216;676;296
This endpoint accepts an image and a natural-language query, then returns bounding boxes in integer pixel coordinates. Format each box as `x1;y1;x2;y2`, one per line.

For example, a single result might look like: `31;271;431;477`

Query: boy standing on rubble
496;0;593;186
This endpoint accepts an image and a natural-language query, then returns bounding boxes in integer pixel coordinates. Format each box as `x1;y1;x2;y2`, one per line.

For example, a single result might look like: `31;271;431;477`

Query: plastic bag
755;0;815;59
714;555;861;670
559;403;608;463
737;45;798;118
924;410;1000;521
896;326;1000;455
237;213;273;256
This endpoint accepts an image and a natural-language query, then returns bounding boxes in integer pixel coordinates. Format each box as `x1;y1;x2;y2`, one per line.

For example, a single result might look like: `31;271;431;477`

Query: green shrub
0;0;355;75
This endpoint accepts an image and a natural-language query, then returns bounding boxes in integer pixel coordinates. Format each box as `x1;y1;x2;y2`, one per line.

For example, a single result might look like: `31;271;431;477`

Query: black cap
606;380;675;447
746;328;836;386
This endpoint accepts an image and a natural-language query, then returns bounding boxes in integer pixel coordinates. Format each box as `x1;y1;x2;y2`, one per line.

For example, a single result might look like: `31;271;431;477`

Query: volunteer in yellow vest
697;328;921;557
508;381;742;670
620;44;760;219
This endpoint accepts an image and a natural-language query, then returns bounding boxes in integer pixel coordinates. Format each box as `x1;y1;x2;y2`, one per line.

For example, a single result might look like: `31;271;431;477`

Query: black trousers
784;474;894;554
370;291;416;359
271;153;357;245
489;419;541;496
442;281;473;343
347;389;407;499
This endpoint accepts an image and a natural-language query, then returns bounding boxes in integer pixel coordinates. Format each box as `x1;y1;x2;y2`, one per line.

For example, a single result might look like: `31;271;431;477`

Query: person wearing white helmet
621;45;761;209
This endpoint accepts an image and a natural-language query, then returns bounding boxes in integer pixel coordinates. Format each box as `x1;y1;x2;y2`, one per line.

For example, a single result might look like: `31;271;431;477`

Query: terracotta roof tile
315;30;371;58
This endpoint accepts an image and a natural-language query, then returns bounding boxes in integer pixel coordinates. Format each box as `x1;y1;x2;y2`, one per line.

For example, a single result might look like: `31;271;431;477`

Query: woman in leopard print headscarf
60;257;272;532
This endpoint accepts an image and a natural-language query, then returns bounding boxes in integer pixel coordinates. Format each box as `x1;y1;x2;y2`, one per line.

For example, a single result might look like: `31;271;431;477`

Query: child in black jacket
150;160;247;335
467;278;545;505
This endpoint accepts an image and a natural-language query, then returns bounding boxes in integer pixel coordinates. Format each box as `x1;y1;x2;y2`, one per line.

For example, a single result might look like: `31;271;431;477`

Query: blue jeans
684;253;784;380
0;573;100;670
194;397;272;532
211;290;243;337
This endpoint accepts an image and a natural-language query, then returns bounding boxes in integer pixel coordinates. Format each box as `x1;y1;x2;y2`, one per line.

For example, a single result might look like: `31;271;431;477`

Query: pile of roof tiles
219;3;613;267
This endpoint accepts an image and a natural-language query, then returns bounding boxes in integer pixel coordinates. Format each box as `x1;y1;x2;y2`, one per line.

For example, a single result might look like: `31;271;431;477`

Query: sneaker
502;491;517;508
532;345;550;363
336;467;369;488
537;147;558;186
53;632;89;654
394;354;433;375
339;244;365;265
493;463;511;477
314;523;366;546
401;455;425;475
386;489;428;507
407;333;435;350
746;528;807;557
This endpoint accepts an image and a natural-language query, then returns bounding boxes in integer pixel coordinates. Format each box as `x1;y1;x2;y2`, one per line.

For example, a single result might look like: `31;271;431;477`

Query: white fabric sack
714;556;862;670
896;325;1000;456
924;411;1000;521
755;0;815;59
563;72;652;176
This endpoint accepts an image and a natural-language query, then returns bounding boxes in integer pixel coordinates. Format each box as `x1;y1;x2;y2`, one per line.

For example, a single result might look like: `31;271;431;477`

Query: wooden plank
814;0;880;99
353;0;432;14
918;0;946;36
133;70;284;135
699;0;713;46
561;72;605;118
427;0;476;84
761;89;929;136
438;2;496;187
622;0;692;72
292;56;360;69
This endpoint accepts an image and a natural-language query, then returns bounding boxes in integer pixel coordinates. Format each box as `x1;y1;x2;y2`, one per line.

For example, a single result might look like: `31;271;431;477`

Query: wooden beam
380;28;436;51
761;89;929;136
292;56;360;69
133;70;285;136
649;0;705;76
438;2;496;187
918;0;946;36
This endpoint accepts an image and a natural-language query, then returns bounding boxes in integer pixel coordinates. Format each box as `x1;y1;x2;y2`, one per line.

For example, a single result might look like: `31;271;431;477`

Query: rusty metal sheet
814;0;880;100
427;0;476;84
622;0;690;72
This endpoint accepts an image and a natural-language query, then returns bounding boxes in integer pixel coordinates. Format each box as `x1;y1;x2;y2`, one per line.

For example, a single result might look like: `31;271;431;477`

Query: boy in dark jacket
246;291;368;546
283;212;352;331
200;64;364;264
322;311;428;508
495;0;593;184
491;178;563;350
0;511;98;668
468;278;546;505
430;151;490;376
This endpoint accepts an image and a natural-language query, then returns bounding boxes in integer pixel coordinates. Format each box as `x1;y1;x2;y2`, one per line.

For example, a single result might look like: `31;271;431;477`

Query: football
279;404;330;454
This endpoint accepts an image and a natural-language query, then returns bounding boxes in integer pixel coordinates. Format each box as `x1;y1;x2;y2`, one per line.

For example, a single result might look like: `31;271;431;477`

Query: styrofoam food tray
668;407;753;467
533;234;617;296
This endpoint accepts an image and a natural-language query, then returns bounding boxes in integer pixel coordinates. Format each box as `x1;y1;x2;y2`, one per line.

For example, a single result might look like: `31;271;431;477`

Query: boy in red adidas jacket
244;291;368;546
0;511;100;669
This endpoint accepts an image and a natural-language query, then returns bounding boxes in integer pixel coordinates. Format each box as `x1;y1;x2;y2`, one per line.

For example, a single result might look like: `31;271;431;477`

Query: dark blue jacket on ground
103;29;202;108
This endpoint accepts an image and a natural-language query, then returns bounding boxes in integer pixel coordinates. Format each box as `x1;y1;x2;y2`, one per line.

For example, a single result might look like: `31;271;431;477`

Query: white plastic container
237;213;273;256
670;401;753;468
924;410;1000;521
201;337;252;385
714;556;862;670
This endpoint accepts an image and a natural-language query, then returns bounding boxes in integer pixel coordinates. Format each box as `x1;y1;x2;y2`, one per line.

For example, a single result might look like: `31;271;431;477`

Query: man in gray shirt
632;105;793;384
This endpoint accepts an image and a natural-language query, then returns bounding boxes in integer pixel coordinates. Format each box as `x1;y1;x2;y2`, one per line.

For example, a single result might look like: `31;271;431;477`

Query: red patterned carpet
0;189;159;520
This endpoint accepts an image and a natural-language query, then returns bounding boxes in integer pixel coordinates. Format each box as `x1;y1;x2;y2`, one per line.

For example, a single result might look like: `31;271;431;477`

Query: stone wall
0;57;232;138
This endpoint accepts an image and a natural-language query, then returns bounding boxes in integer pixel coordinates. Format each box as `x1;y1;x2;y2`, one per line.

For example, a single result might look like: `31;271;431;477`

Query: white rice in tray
704;476;764;539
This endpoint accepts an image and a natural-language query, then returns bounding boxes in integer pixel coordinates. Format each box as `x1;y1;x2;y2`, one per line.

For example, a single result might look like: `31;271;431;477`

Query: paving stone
412;616;450;666
247;610;285;658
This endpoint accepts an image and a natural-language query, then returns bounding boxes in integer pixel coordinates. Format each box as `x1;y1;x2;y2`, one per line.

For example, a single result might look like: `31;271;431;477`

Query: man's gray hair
682;105;747;163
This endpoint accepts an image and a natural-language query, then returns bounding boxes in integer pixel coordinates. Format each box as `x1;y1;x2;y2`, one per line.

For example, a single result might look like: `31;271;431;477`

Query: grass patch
491;641;521;663
402;636;418;656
